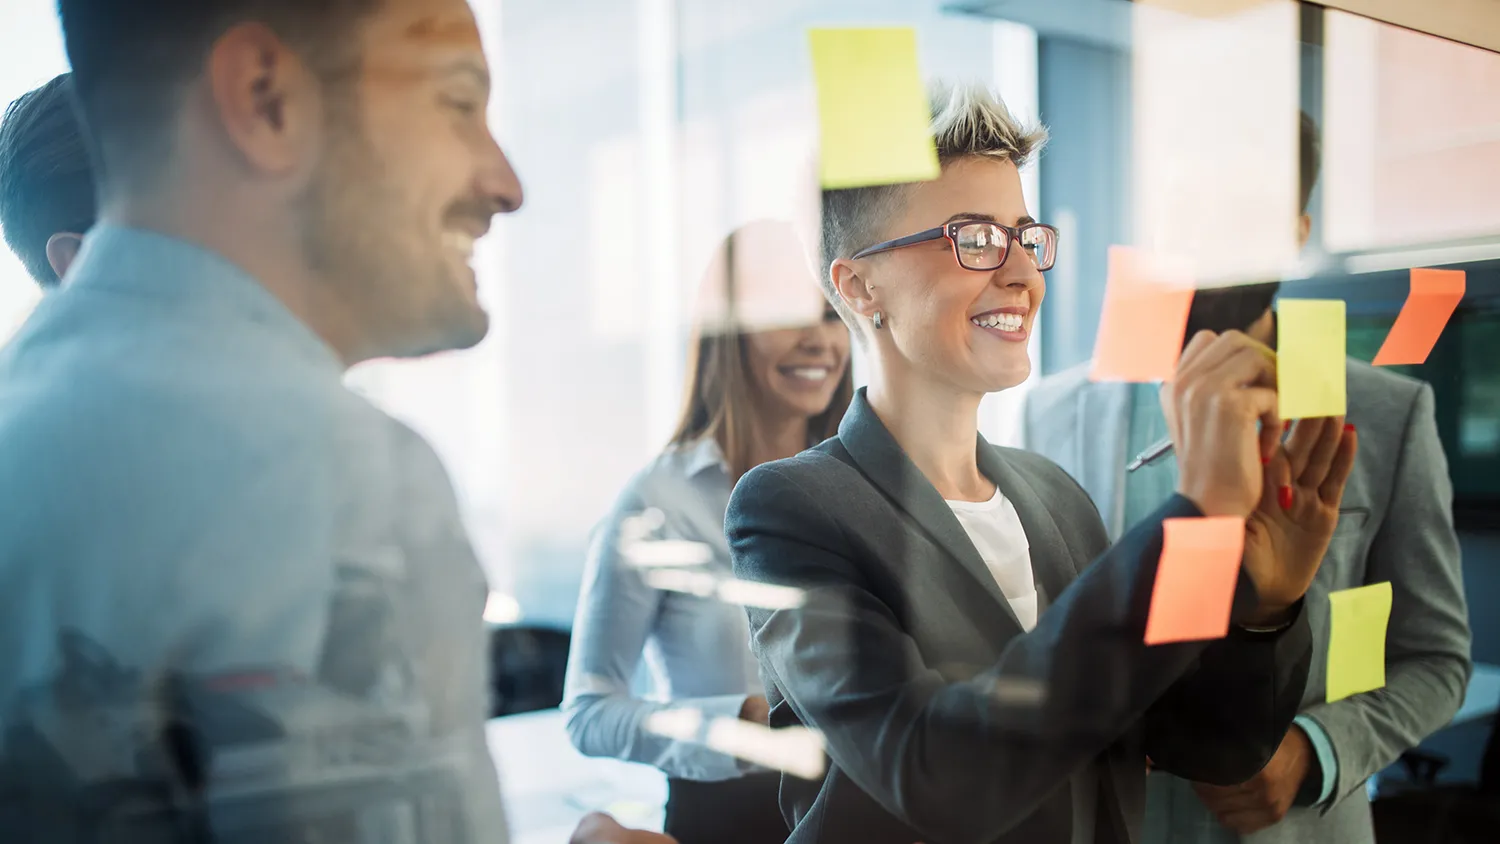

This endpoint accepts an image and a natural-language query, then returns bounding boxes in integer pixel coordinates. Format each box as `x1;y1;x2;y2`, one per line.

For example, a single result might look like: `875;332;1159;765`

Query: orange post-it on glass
1089;246;1196;382
1373;269;1465;366
1144;516;1245;645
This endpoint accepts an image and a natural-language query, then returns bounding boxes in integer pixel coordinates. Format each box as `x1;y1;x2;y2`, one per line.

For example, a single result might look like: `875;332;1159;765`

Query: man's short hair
0;73;95;287
820;82;1049;338
56;0;380;190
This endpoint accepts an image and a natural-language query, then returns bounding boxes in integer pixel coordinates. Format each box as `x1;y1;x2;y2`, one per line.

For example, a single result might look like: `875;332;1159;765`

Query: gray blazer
1022;359;1472;843
726;389;1313;844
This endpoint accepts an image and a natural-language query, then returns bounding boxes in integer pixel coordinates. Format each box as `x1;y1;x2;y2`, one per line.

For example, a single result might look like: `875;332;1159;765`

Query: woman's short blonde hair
819;81;1049;340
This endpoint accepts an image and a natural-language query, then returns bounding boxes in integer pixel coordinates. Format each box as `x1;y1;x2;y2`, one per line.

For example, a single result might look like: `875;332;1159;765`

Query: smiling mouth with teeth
784;367;831;382
971;312;1025;333
444;231;478;258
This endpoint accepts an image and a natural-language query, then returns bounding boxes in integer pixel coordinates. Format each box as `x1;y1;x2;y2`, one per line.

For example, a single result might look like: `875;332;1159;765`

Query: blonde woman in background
563;220;853;844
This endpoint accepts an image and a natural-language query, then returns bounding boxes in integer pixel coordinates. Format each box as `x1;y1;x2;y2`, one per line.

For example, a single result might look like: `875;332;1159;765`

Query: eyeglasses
851;219;1060;272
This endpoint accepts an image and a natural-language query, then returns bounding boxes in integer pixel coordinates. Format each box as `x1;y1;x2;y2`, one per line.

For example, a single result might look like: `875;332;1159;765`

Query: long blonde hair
667;221;853;480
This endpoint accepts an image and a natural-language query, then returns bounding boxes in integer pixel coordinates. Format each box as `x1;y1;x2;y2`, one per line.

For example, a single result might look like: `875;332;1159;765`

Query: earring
873;311;885;330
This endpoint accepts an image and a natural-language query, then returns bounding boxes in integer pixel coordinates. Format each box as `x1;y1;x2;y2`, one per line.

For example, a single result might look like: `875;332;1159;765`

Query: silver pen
1128;419;1288;473
1126;437;1174;473
1126;380;1174;473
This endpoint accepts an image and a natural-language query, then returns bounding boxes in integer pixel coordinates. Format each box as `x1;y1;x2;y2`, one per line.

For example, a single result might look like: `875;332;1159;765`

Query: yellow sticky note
1326;582;1392;703
1277;299;1347;419
808;28;941;189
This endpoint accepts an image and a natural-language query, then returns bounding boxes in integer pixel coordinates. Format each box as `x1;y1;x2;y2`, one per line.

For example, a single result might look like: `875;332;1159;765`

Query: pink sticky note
1090;246;1196;382
1373;268;1465;366
1144;516;1245;646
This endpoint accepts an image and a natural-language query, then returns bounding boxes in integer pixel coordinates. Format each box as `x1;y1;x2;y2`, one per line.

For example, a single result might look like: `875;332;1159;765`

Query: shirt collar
66;223;344;372
682;436;730;478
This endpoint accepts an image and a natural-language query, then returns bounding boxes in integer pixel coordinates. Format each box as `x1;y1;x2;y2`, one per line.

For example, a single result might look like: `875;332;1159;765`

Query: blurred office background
1;1;1497;840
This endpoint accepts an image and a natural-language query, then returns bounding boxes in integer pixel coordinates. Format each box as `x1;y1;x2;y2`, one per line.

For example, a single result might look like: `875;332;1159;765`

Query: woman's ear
830;258;879;321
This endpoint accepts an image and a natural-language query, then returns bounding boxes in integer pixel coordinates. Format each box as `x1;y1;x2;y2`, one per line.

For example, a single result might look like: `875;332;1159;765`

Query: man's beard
298;127;481;359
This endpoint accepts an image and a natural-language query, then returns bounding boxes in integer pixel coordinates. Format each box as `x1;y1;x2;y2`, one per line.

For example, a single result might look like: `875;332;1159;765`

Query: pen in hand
1127;419;1290;473
1126;436;1174;473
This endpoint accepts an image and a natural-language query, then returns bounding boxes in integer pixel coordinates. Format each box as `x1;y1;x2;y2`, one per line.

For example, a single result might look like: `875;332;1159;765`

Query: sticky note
808;28;941;189
1277;299;1347;419
1144;516;1245;645
1090;246;1196;382
1373;268;1465;366
1326;581;1393;703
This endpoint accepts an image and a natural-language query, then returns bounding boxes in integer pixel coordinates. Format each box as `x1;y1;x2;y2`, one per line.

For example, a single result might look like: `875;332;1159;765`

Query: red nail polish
1344;423;1356;433
1283;419;1292;432
1261;454;1271;465
1278;485;1294;511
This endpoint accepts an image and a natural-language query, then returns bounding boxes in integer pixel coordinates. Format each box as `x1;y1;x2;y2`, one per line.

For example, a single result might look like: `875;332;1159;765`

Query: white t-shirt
945;487;1038;631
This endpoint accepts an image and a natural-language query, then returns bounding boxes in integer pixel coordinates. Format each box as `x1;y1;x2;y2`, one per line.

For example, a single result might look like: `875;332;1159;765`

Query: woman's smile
969;306;1030;343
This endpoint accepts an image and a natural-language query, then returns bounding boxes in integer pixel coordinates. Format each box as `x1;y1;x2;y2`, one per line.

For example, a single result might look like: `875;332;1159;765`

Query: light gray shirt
562;437;764;781
0;226;506;842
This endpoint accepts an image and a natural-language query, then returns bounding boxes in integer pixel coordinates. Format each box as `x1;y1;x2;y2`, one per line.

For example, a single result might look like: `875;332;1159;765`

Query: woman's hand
1161;330;1281;519
569;812;679;844
1240;416;1358;623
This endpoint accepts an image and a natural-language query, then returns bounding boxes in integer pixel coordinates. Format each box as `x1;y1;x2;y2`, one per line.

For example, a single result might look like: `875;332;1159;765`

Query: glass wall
368;0;1045;629
5;0;1497;838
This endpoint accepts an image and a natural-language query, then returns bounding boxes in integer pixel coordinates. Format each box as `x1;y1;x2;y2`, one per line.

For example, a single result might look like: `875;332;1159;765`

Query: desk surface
488;710;666;844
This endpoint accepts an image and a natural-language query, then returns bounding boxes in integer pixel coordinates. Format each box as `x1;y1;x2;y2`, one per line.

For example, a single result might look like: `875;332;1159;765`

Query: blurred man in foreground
1023;112;1469;844
0;72;93;286
0;1;672;842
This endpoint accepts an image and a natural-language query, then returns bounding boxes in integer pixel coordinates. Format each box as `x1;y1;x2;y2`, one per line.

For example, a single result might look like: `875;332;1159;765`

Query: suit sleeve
727;464;1308;844
1296;382;1472;806
1040;457;1313;785
1141;611;1312;784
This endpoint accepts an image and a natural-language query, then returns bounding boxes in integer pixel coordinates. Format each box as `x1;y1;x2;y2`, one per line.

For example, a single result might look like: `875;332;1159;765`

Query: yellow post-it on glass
1326;581;1392;703
1277;299;1347;419
808;27;941;189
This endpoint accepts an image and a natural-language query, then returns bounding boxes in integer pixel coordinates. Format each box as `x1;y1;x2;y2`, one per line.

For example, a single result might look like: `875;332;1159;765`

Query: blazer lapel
1077;381;1132;541
837;391;1021;631
977;441;1075;613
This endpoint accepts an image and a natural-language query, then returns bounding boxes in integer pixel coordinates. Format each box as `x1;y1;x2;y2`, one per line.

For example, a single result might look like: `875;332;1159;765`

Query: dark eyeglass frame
851;219;1060;272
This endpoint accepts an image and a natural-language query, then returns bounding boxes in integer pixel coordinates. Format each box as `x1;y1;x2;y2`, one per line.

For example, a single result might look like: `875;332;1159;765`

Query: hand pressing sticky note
1373;269;1465;366
1090;246;1196;383
1144;516;1245;645
1277;299;1347;419
1327;581;1393;703
808;28;941;189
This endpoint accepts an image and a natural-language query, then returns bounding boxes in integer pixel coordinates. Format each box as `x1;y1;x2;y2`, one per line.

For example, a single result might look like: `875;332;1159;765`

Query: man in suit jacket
1021;113;1471;844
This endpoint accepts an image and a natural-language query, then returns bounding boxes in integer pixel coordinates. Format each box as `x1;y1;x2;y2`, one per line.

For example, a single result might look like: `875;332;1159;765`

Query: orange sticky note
1373;269;1465;366
1144;516;1245;645
1090;247;1196;382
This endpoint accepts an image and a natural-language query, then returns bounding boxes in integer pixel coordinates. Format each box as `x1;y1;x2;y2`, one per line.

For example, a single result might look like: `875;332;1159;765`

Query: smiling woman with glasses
721;82;1349;844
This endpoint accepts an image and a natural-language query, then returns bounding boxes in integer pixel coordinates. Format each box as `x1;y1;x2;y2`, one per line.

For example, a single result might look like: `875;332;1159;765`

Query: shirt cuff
1294;714;1338;807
